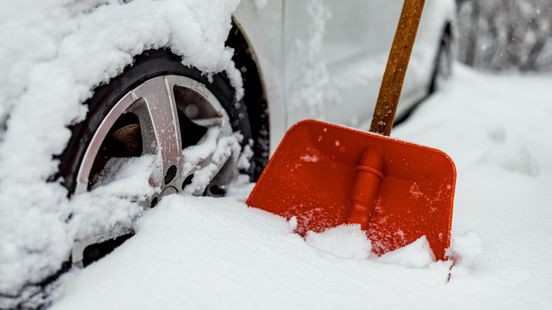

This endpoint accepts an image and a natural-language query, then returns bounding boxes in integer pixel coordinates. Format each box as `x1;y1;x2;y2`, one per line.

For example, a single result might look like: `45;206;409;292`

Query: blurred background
456;0;552;72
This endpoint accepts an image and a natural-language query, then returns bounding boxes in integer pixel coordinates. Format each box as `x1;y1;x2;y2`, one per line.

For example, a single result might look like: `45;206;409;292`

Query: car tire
59;48;253;194
57;48;255;267
429;28;453;93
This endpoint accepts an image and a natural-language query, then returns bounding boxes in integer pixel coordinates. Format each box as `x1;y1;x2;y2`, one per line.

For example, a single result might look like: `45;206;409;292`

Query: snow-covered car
0;0;455;307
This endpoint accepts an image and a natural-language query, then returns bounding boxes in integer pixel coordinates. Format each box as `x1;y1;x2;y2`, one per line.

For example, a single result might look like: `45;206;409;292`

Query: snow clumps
305;224;483;273
306;225;373;259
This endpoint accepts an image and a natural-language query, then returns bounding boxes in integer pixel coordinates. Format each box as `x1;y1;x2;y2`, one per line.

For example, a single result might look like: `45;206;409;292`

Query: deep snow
49;67;552;309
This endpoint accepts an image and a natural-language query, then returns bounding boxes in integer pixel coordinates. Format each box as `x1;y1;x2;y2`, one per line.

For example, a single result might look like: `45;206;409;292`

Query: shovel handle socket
348;149;384;230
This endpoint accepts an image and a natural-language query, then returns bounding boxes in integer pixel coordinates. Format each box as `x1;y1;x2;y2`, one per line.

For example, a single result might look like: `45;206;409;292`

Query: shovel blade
247;120;456;260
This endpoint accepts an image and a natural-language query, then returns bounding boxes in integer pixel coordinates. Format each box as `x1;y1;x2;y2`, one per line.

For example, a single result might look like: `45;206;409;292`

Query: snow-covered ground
49;66;552;309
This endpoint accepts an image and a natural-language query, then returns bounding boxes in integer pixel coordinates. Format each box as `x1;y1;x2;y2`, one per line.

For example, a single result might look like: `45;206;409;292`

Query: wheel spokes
72;75;239;267
132;77;182;188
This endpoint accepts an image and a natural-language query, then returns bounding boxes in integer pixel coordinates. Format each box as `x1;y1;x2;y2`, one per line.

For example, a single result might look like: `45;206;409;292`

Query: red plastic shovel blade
247;120;456;260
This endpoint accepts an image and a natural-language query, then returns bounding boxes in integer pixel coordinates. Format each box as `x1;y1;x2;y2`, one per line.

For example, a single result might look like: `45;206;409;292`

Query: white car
0;0;454;307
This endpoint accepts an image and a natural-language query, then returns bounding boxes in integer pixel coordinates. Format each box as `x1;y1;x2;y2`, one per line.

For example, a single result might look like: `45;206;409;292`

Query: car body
235;0;456;151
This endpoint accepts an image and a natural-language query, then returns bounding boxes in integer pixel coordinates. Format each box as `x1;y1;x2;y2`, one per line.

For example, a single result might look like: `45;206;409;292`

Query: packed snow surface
50;67;552;309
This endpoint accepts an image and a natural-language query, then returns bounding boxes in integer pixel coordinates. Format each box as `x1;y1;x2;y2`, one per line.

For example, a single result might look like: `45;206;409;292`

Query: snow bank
0;0;242;307
50;66;552;309
50;196;451;310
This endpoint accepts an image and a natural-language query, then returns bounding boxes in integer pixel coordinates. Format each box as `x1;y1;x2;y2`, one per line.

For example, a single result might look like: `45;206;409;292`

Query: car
0;0;455;307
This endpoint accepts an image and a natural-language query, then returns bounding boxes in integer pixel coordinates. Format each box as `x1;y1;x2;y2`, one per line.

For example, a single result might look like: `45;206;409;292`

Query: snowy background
456;0;552;72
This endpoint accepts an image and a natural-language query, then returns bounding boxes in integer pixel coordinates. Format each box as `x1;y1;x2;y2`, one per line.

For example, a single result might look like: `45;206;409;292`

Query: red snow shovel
247;0;456;260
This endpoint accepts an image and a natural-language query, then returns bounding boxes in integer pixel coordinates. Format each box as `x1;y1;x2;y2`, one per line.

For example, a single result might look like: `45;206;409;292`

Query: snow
69;155;156;242
50;196;452;310
287;0;339;120
376;236;436;269
0;0;242;306
447;232;483;278
180;128;242;196
254;0;268;10
48;66;552;309
305;225;372;260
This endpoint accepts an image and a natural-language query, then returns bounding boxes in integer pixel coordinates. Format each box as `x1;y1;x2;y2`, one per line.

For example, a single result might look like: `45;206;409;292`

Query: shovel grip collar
370;0;425;136
357;165;384;180
348;149;385;230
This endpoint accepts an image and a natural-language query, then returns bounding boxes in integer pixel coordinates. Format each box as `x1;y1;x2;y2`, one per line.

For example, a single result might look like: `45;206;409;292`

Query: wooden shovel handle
370;0;425;136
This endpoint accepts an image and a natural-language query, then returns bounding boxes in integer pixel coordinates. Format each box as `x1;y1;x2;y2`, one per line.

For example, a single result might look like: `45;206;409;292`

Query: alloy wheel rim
71;75;235;266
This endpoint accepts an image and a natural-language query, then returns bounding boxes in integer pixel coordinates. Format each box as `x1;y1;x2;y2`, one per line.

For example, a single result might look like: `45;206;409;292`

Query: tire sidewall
430;32;454;93
58;49;251;193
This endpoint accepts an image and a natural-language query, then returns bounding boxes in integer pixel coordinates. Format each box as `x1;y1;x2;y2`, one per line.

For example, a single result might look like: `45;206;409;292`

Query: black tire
394;27;454;126
429;27;454;94
57;49;253;194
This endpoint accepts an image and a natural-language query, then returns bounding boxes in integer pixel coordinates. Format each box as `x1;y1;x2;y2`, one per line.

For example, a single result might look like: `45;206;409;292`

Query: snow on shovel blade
247;120;456;260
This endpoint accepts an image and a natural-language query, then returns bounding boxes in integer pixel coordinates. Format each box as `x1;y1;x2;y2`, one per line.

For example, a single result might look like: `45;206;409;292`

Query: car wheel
58;48;253;267
429;29;453;93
